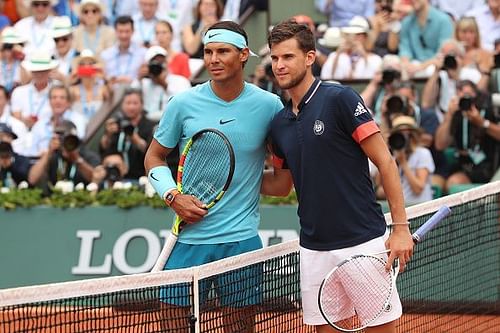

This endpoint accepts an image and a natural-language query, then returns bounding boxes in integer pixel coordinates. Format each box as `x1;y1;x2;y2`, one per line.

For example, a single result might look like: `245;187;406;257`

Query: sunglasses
32;2;50;8
83;8;99;15
1;44;14;50
419;35;427;49
54;36;70;43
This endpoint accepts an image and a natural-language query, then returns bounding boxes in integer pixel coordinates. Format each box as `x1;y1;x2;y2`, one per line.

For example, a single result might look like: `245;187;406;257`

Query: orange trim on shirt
352;121;380;143
273;155;285;169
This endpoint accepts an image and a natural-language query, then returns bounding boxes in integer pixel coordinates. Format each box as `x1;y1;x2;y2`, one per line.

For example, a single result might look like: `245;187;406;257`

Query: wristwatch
164;189;180;207
483;119;491;129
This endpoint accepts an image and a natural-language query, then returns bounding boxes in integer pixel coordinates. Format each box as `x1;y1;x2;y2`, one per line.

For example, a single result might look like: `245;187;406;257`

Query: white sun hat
145;45;167;63
318;27;342;49
51;16;73;39
21;50;58;72
341;16;370;35
1;27;27;45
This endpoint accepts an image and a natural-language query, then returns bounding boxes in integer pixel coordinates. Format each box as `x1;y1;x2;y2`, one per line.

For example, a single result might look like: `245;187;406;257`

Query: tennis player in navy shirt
262;20;414;333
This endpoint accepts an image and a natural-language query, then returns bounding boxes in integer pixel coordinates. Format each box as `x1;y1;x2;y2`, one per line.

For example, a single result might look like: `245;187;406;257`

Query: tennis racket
318;205;451;332
151;128;235;272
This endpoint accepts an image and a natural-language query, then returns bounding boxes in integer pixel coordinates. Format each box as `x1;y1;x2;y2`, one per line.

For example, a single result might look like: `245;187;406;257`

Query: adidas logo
353;102;368;117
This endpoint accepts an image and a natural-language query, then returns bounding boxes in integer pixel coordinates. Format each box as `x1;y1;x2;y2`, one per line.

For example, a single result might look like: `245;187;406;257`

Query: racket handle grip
412;205;451;243
151;233;178;272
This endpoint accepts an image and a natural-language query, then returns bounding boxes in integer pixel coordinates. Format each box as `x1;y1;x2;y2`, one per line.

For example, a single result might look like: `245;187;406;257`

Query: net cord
385;180;500;223
0;239;299;307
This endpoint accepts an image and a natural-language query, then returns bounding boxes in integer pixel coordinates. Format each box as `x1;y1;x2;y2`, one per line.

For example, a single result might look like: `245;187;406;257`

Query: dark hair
114;15;134;29
456;79;478;95
123;87;143;104
156;19;173;33
49;84;72;103
206;20;249;46
268;19;316;53
195;0;224;21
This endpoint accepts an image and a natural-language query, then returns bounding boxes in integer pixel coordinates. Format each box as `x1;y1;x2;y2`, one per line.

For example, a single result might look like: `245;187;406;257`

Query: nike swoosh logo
150;173;159;181
219;119;236;125
209;33;221;38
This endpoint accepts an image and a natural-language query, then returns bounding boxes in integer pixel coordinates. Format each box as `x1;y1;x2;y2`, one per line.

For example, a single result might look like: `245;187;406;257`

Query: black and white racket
318;205;451;331
151;128;235;272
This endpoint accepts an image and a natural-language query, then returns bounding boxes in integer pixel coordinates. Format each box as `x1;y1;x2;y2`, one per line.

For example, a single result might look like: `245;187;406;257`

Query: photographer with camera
374;115;435;204
91;152;129;190
26;85;87;158
421;39;488;123
28;120;100;191
361;54;404;124
99;88;155;181
435;80;499;192
0;123;37;188
133;45;191;122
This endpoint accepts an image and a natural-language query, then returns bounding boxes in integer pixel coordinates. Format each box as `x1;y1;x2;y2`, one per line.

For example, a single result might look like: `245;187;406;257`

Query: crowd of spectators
0;0;499;206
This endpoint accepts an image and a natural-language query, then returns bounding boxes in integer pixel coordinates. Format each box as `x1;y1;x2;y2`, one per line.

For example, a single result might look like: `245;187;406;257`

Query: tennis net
1;181;500;332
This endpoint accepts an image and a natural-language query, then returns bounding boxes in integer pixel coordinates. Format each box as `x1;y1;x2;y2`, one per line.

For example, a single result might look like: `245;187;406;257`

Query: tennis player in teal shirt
144;20;284;331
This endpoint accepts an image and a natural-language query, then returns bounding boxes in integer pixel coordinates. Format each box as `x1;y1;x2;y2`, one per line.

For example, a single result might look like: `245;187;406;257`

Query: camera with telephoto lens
381;69;400;86
120;119;135;136
494;53;500;69
0;141;13;157
458;95;475;111
386;95;408;116
443;54;458;70
388;132;408;151
148;60;165;77
104;164;121;182
55;130;80;152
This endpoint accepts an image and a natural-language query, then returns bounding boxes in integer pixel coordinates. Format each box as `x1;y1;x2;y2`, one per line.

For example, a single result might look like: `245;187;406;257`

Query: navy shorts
160;235;263;307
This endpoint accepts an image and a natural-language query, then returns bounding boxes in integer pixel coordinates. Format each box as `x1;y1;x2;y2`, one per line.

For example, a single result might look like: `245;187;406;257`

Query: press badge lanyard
79;84;98;118
83;27;101;53
1;60;18;92
116;49;133;76
57;158;77;181
31;20;48;49
138;17;156;44
168;0;178;19
29;86;48;118
117;132;131;168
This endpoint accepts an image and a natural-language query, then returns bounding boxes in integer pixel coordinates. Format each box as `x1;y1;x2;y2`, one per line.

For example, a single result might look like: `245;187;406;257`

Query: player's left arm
360;132;414;270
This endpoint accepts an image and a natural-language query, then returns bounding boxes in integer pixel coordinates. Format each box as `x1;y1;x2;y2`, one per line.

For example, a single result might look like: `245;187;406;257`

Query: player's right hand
171;194;208;224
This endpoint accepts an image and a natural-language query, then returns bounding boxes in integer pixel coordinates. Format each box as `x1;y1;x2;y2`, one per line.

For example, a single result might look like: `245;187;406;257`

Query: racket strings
181;132;232;204
320;256;393;330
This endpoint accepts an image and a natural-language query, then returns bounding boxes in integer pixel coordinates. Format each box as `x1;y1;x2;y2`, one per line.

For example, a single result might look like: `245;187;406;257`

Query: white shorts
300;236;402;326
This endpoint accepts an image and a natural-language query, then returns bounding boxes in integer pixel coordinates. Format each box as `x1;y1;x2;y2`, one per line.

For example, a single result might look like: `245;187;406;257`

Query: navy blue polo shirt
270;79;386;251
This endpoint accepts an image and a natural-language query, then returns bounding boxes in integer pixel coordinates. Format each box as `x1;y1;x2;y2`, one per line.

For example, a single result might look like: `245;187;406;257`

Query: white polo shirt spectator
466;1;500;51
100;15;147;84
0;27;26;93
51;16;79;80
14;0;57;57
158;0;194;52
132;45;191;122
132;0;166;47
11;50;58;129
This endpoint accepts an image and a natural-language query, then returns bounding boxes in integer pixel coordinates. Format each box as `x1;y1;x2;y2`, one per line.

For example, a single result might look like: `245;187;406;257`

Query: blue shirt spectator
315;0;375;28
0;14;11;30
399;2;453;62
100;16;146;85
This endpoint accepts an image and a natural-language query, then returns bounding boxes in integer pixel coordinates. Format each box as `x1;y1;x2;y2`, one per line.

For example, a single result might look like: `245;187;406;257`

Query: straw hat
78;0;105;15
145;45;167;63
21;50;58;72
390;115;420;133
51;16;73;38
318;27;342;49
341;16;370;35
1;27;26;45
78;49;98;62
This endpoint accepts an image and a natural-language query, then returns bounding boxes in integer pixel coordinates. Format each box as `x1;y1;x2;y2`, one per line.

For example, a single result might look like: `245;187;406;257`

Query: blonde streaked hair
454;16;482;49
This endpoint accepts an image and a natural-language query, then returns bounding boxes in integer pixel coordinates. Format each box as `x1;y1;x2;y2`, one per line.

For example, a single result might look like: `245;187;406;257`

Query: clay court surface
2;307;500;332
